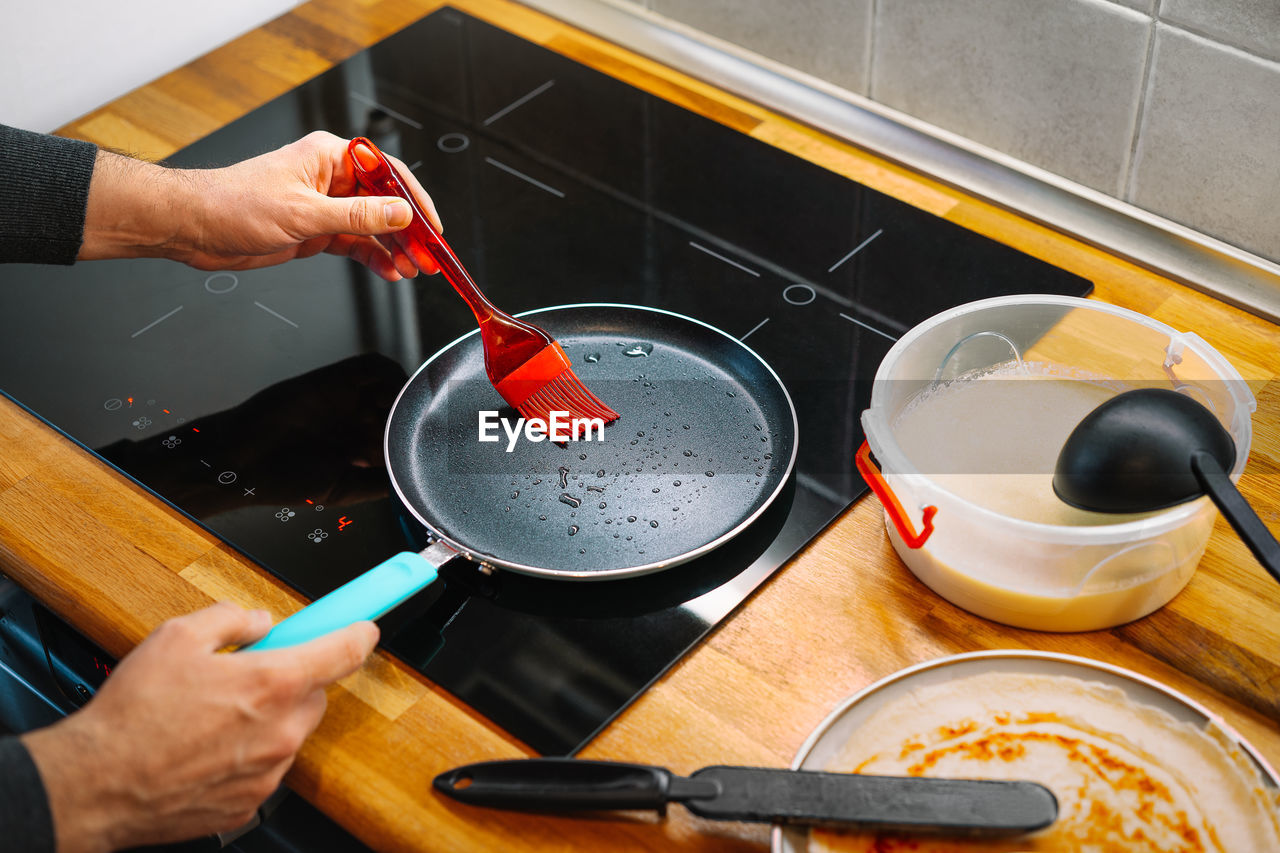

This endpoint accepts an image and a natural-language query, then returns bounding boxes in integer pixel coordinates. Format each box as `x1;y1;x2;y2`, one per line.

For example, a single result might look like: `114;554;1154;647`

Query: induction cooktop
0;7;1091;753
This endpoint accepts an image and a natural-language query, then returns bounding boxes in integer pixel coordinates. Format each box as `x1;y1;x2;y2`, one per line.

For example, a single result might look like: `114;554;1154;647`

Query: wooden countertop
4;0;1279;849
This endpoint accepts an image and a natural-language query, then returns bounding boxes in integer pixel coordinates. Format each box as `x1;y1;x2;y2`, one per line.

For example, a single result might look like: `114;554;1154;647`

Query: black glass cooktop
0;8;1090;753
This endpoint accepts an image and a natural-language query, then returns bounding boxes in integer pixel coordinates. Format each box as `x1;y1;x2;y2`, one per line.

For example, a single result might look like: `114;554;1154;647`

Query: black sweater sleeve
0;124;98;265
0;735;56;853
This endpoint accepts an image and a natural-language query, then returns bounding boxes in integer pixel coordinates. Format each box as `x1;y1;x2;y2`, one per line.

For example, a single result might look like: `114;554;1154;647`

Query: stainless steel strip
519;0;1280;323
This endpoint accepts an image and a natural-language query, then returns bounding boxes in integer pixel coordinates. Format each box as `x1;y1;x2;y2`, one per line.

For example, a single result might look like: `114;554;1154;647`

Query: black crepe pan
249;304;797;649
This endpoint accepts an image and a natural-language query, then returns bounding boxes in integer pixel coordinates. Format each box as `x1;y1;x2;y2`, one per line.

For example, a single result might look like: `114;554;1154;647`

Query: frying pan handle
855;441;936;549
245;543;455;651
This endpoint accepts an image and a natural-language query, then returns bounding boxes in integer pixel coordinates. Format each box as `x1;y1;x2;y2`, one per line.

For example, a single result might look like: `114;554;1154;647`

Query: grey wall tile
1130;26;1280;261
1160;0;1280;61
651;0;873;94
1109;0;1156;13
871;0;1151;195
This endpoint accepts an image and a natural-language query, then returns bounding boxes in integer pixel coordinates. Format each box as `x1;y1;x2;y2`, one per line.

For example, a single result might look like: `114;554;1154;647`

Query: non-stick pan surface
386;304;797;580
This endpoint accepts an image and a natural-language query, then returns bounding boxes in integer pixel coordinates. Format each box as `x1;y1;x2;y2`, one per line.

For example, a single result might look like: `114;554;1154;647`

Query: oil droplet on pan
559;494;582;508
568;525;579;536
584;352;601;363
623;342;653;358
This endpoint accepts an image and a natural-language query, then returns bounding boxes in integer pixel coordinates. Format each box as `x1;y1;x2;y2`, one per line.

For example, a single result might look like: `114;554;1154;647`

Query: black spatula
434;759;1057;835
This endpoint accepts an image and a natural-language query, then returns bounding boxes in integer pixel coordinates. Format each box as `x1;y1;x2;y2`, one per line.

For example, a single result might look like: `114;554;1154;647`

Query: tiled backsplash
622;0;1280;265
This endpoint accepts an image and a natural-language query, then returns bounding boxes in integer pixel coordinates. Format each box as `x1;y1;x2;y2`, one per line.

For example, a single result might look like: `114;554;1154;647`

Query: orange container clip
855;440;937;549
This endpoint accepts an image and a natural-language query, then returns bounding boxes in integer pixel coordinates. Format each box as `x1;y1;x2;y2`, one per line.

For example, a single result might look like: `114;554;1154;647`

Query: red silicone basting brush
347;137;619;432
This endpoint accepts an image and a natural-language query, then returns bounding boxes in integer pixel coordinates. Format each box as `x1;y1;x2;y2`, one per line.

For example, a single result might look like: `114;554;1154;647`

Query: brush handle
346;137;495;324
346;137;556;390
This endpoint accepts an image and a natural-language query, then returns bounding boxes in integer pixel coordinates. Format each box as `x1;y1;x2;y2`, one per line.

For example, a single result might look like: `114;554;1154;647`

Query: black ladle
1053;388;1280;585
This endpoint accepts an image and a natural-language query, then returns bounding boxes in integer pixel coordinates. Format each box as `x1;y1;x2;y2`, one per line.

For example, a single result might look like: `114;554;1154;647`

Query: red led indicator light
162;409;171;414
127;397;134;407
305;499;314;505
191;427;200;433
338;516;353;531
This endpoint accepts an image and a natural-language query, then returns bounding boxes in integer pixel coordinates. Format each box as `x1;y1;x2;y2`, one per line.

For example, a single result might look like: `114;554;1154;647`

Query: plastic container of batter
859;295;1255;631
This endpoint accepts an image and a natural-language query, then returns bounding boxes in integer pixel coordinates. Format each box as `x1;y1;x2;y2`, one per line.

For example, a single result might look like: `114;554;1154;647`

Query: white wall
0;0;299;133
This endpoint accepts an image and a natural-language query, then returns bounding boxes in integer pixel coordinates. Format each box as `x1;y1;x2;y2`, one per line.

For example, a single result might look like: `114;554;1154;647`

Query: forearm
7;127;429;278
78;149;193;263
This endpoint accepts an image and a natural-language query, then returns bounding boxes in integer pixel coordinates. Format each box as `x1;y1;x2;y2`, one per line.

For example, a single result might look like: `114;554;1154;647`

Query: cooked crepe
810;672;1280;852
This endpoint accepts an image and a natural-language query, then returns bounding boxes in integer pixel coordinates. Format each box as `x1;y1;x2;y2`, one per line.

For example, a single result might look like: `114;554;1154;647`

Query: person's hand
79;130;441;281
21;602;379;853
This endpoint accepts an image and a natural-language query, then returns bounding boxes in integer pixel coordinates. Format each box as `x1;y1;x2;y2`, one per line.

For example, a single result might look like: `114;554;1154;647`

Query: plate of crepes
773;650;1280;853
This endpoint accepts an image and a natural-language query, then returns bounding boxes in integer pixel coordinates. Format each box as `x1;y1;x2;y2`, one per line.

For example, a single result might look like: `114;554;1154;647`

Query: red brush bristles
515;369;619;439
346;139;617;437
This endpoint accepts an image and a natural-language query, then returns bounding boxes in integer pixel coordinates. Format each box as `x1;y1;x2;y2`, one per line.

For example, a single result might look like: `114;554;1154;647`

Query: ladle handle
1190;451;1280;585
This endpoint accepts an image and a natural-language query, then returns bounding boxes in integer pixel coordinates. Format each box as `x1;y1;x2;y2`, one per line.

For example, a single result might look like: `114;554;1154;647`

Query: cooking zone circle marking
783;284;816;305
437;133;470;153
203;272;238;294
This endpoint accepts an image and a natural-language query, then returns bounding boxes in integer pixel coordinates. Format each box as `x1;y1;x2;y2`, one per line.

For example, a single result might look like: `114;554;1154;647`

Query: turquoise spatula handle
245;545;451;651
